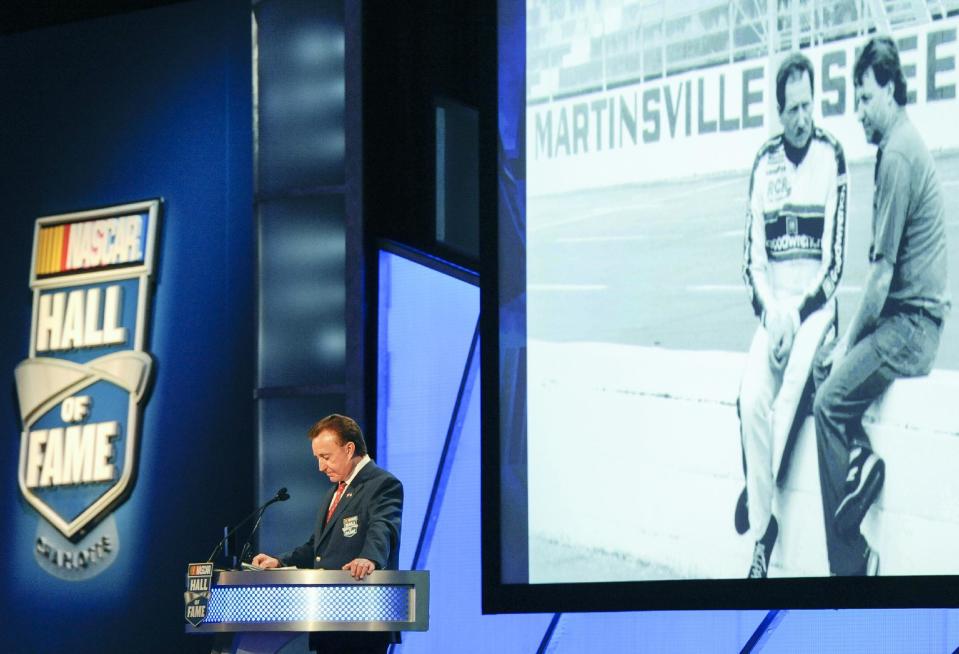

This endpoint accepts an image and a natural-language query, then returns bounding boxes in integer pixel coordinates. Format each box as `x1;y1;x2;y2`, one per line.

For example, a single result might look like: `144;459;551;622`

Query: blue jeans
812;310;940;575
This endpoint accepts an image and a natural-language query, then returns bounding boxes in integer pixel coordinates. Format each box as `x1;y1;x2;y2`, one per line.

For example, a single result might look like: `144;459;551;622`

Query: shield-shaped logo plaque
15;200;160;542
185;562;214;626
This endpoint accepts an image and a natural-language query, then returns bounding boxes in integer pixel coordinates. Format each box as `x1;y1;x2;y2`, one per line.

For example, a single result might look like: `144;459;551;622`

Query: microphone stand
238;510;268;566
206;488;290;566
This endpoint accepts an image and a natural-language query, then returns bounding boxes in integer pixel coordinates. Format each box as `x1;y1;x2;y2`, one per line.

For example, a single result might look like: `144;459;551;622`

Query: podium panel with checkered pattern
186;569;429;633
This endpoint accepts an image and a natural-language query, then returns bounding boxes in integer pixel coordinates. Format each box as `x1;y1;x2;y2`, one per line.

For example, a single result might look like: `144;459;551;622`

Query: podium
186;569;429;654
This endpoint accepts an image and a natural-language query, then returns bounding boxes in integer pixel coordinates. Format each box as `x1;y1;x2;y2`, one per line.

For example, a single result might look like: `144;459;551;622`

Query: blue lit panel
376;250;479;570
258;195;346;389
254;0;346;193
545;610;766;653
761;609;959;653
376;250;553;653
400;365;554;653
204;584;410;623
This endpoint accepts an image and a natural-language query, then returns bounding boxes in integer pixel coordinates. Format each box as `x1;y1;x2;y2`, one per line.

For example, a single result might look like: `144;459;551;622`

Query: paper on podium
241;562;297;571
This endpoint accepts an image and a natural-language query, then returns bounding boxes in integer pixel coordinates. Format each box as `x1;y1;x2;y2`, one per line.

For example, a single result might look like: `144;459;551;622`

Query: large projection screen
485;0;959;611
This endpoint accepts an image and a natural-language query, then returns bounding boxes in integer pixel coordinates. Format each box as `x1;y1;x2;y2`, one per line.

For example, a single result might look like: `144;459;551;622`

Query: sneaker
734;487;749;535
835;447;885;538
748;515;778;579
846;544;880;576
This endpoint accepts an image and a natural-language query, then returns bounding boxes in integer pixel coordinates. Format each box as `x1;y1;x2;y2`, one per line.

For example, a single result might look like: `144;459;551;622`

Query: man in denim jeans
813;36;949;576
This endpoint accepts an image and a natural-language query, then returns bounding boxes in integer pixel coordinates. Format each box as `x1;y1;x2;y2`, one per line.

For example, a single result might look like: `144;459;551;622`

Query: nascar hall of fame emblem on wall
14;200;160;581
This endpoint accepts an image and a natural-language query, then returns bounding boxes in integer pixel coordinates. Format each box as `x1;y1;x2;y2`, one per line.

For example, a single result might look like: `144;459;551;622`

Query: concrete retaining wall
527;341;959;581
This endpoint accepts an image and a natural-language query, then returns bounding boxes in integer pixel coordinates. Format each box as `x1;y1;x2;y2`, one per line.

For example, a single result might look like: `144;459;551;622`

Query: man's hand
251;553;280;569
342;557;376;580
765;307;796;371
775;314;797;362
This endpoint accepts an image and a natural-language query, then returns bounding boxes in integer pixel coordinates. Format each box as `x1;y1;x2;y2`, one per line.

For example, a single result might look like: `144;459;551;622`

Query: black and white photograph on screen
521;1;959;583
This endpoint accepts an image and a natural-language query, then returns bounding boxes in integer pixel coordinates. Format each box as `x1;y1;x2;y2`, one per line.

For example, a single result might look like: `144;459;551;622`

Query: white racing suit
740;126;847;541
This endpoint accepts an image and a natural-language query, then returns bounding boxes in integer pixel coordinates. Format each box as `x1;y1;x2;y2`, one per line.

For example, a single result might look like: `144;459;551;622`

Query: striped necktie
326;482;347;524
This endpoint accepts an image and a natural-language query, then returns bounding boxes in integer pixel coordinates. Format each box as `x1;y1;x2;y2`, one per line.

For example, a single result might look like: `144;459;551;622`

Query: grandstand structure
527;0;959;101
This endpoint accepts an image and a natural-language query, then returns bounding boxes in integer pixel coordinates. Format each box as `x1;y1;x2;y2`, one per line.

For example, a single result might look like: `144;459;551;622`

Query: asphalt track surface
527;150;959;370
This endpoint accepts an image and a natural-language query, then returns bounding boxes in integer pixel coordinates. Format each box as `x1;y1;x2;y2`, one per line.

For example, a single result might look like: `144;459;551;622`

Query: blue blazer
282;460;403;571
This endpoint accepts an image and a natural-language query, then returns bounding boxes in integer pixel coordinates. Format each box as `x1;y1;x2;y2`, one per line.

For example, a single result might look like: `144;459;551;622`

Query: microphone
206;488;291;565
238;488;290;566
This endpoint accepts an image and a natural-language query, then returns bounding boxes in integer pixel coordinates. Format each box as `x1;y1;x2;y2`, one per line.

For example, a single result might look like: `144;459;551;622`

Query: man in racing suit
738;52;848;578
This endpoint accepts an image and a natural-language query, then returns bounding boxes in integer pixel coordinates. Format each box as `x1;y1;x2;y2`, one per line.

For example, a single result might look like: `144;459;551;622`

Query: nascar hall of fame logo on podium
14;200;160;581
185;562;214;626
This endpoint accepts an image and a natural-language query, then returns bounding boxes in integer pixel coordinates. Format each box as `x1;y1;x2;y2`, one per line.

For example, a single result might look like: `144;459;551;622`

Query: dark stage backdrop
0;1;255;652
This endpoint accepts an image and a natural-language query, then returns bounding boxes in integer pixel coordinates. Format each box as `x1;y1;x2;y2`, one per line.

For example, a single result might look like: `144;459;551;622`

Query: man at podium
253;413;404;653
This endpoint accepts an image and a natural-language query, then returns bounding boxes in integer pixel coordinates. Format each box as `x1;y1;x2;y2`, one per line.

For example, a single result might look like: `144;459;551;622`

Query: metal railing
526;0;959;101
